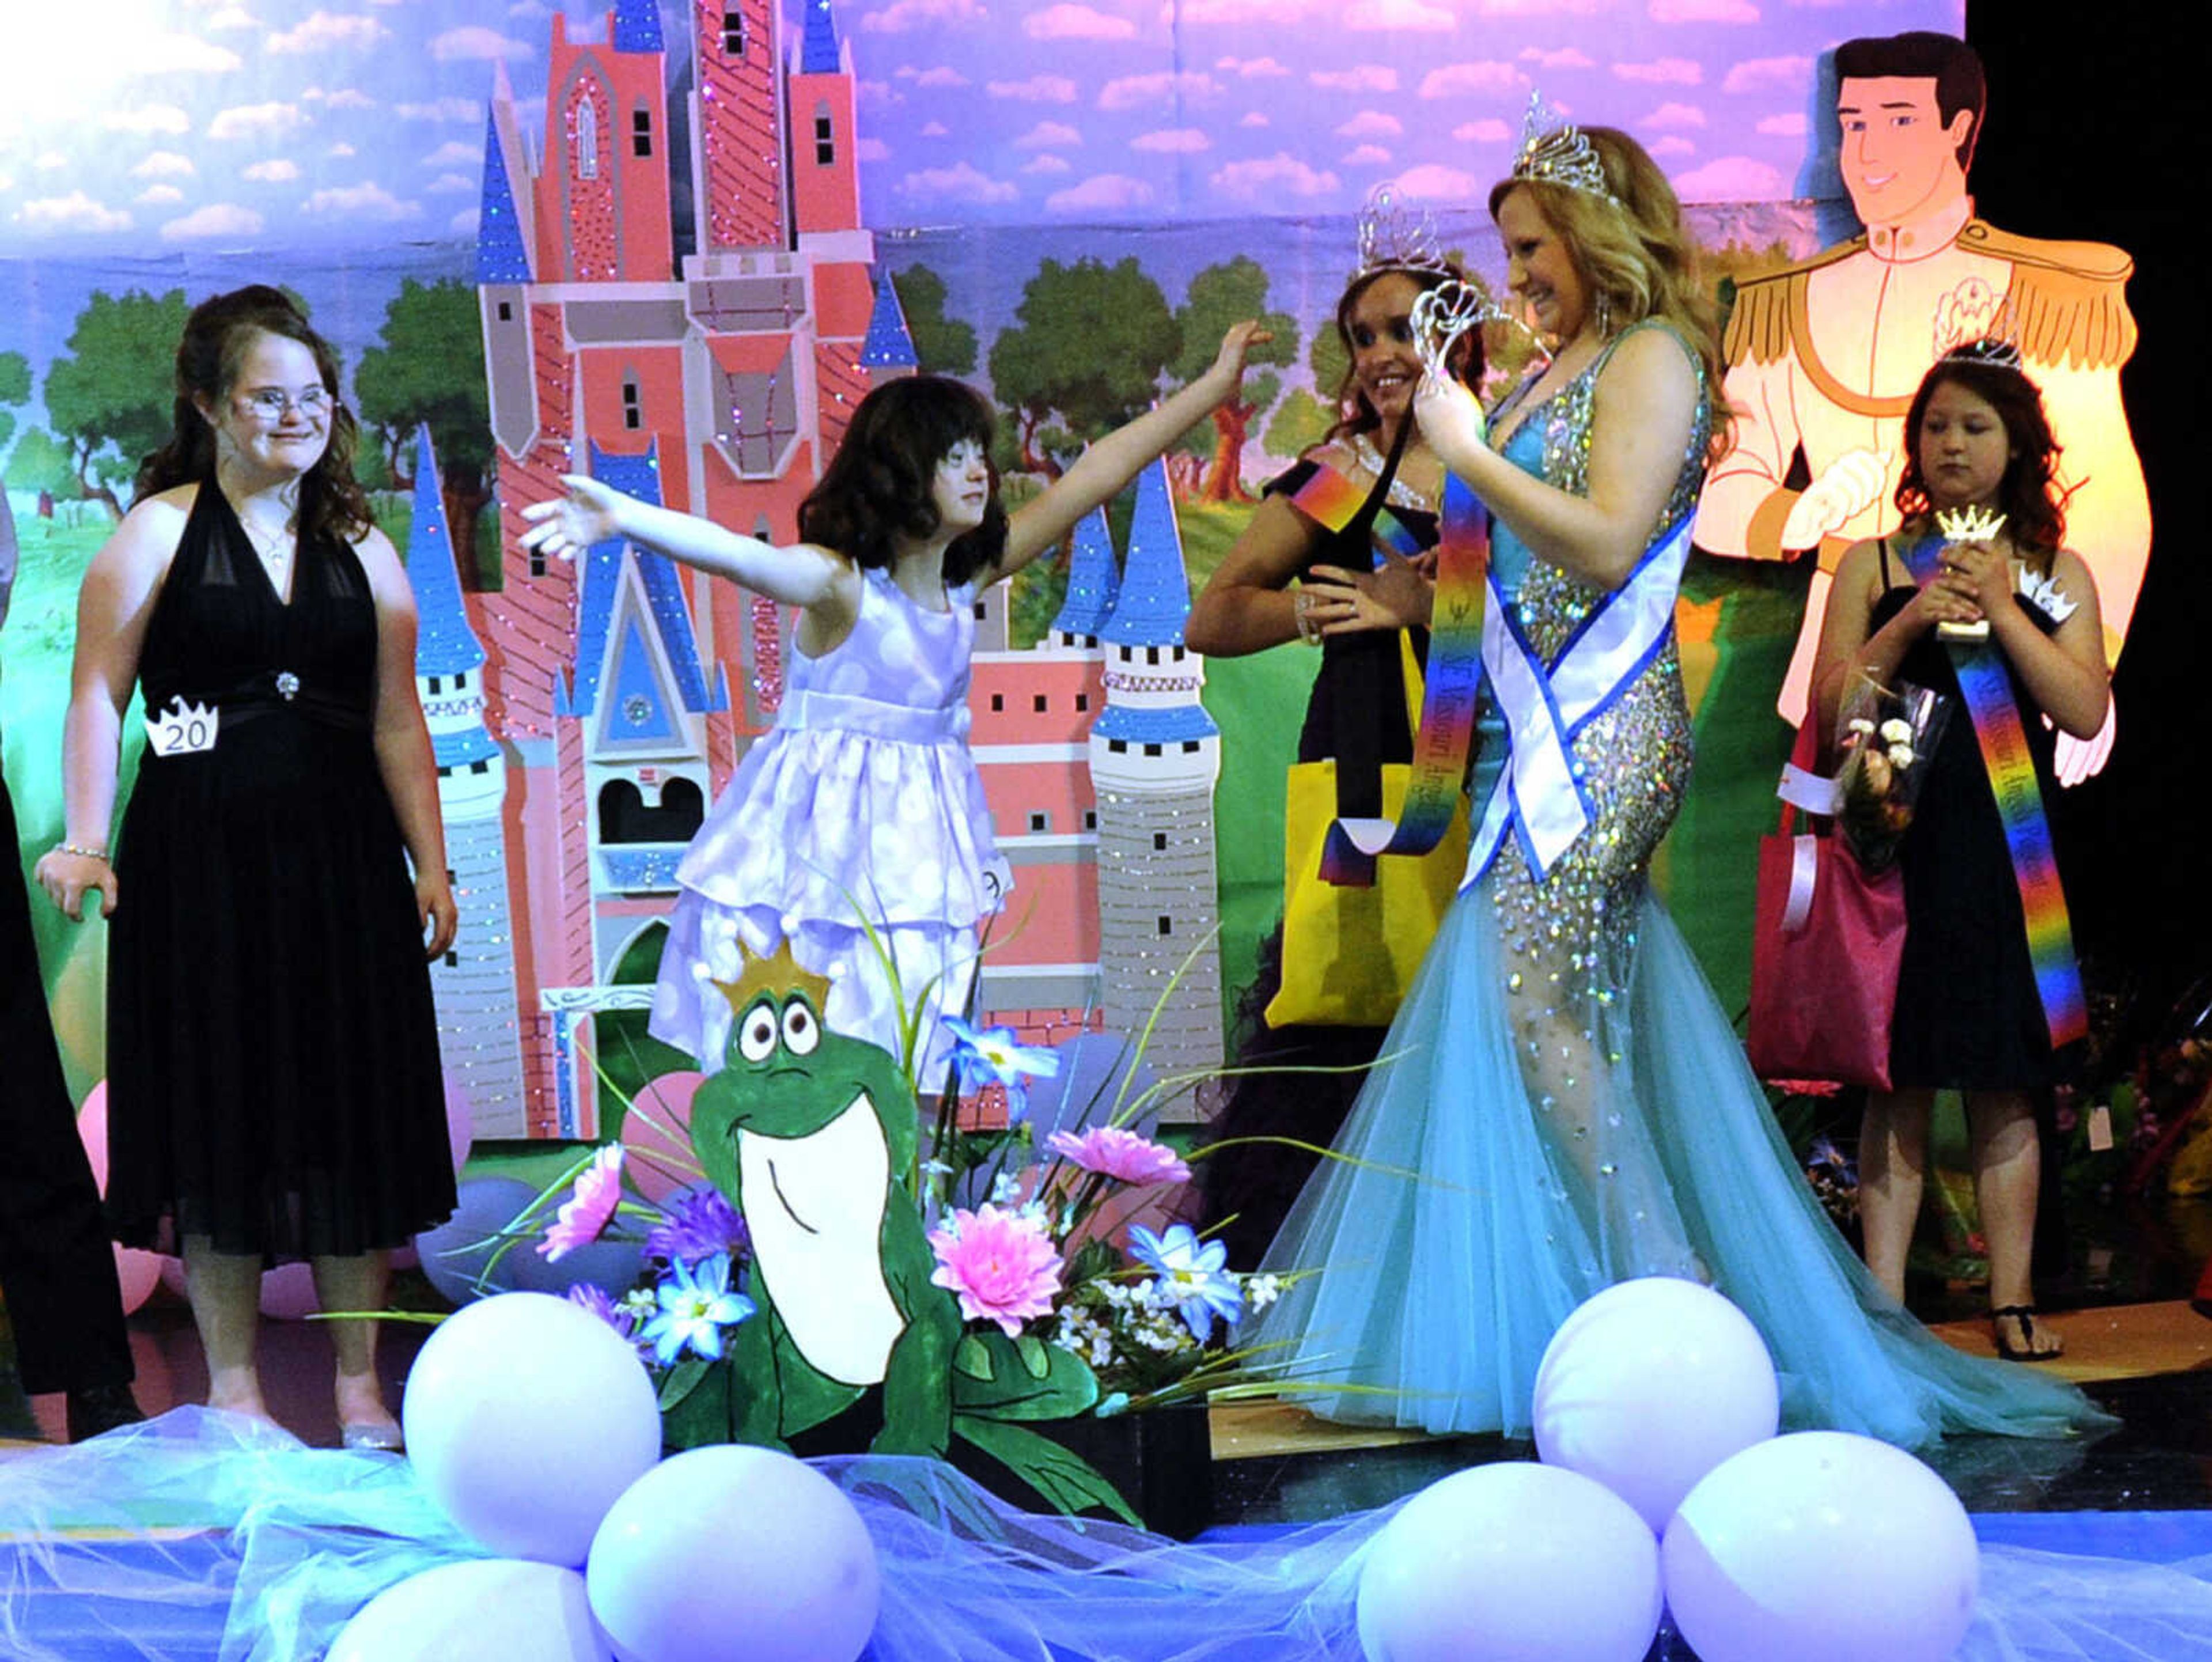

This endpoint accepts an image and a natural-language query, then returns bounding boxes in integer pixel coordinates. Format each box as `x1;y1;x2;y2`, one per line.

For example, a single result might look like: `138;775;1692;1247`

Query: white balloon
1663;1431;1979;1662
403;1292;662;1566
1356;1462;1661;1662
587;1445;880;1662
1533;1276;1779;1531
327;1559;614;1662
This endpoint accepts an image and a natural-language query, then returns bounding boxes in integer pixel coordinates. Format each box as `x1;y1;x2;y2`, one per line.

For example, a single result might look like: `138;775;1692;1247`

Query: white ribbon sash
1465;514;1696;888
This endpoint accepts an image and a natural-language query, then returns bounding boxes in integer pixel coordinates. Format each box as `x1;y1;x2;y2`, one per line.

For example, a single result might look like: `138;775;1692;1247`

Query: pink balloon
75;1081;110;1195
618;1072;703;1205
159;1255;188;1300
445;1080;475;1175
260;1262;321;1320
114;1246;163;1315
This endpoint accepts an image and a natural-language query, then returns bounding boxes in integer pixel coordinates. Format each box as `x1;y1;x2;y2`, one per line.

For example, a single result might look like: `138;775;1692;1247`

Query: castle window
1172;645;1187;662
1086;634;1098;649
1181;740;1200;754
1075;692;1089;712
974;601;987;620
452;671;467;692
576;93;599;180
1152;831;1166;851
1146;646;1161;665
1028;811;1049;832
427;675;442;695
497;300;513;321
813;104;836;166
530;550;547;577
721;9;744;54
1143;743;1161;757
1083;809;1097;830
632;105;653;159
1032;693;1048;713
623;373;642;431
990;692;1004;711
1118;646;1132;662
444;949;459;968
1157;915;1173;936
597;777;707;846
1108;739;1127;754
471;759;490;775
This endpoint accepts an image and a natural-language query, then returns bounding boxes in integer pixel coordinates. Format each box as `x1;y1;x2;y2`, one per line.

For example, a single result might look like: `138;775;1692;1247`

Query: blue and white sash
1464;513;1696;887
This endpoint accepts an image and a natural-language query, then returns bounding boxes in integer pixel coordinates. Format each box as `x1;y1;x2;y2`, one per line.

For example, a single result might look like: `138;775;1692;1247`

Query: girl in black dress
1809;347;2109;1362
37;287;457;1445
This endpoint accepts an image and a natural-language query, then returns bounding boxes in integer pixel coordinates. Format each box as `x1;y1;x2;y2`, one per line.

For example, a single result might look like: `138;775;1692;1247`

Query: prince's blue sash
1464;513;1696;888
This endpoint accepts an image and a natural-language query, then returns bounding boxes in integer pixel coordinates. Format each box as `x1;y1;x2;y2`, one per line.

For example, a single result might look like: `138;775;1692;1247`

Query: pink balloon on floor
75;1081;110;1194
113;1246;163;1315
260;1262;321;1320
618;1071;703;1205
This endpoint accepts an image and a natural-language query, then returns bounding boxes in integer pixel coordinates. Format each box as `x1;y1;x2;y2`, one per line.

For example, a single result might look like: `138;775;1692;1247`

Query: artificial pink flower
927;1204;1063;1338
539;1145;623;1262
1046;1126;1192;1187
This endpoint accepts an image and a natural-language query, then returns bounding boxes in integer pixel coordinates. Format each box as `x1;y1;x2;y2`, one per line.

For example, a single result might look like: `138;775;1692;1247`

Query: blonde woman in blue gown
1255;118;2101;1446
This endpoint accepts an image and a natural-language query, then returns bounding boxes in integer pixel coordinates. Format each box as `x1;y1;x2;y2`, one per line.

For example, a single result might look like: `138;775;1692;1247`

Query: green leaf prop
950;1331;1100;1422
952;1414;1139;1527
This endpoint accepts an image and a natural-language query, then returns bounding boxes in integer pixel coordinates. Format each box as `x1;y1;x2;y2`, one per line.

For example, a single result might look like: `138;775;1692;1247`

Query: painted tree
0;350;29;463
43;289;192;519
1171;258;1297;504
354;278;494;568
3;429;77;499
890;264;976;376
987;257;1180;483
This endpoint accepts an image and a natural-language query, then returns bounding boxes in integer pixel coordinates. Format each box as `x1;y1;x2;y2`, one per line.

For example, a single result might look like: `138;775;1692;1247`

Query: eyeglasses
234;386;334;422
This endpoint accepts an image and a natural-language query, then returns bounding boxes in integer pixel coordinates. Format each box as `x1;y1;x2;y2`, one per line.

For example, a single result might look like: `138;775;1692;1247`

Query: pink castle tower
469;0;882;1136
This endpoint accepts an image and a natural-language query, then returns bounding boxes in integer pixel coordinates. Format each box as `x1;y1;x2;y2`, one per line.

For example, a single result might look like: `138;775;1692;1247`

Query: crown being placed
1411;280;1508;380
1512;90;1620;207
1355;182;1456;281
712;937;834;1020
1934;505;2008;544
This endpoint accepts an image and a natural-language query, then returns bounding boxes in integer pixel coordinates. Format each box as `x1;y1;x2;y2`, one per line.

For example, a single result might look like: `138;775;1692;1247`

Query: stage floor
7;1295;2210;1527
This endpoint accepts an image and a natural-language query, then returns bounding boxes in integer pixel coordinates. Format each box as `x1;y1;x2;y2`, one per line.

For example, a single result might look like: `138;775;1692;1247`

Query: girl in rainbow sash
1811;346;2108;1364
1188;196;1484;1271
1253;106;2102;1444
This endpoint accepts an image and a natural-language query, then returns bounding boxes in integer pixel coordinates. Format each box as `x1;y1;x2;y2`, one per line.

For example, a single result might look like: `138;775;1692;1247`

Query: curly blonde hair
1488;127;1732;461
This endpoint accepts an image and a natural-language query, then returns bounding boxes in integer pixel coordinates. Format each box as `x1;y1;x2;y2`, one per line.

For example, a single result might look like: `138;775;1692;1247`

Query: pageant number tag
145;696;219;757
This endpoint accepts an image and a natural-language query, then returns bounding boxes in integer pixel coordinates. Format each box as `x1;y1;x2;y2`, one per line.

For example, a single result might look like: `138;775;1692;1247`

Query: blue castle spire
612;0;663;54
800;0;842;73
1050;508;1119;638
408;425;486;679
859;274;918;373
1099;460;1191;648
475;109;531;285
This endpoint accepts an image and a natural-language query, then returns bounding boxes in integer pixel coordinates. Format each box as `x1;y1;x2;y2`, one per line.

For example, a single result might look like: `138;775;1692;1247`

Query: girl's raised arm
521;475;853;612
994;321;1270;584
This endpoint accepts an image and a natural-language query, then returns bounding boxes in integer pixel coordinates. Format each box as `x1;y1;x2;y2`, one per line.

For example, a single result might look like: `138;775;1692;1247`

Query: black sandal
1991;1305;2063;1362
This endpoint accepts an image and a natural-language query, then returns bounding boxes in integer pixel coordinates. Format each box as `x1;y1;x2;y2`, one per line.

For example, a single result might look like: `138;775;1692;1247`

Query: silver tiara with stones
1355;181;1457;281
1511;89;1620;207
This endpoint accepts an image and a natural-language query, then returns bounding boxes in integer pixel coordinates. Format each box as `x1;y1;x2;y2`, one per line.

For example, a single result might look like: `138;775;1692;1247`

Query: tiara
1931;281;2024;368
1511;89;1620;207
1355;182;1456;281
1409;280;1525;380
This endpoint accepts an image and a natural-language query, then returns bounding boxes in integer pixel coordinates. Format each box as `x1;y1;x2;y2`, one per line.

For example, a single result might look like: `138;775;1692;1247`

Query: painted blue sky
2;0;1960;258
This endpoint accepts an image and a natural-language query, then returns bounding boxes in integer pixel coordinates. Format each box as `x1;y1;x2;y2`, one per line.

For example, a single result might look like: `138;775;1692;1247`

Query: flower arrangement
1834;672;1951;873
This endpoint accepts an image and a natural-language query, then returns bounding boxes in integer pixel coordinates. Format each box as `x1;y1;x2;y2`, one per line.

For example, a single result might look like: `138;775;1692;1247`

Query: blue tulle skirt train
1253;887;2104;1445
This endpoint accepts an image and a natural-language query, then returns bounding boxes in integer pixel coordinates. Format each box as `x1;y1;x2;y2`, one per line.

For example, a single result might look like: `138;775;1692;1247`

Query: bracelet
54;843;110;862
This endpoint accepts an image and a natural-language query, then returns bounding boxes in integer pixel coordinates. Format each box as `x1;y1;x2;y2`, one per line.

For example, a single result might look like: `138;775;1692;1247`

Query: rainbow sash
1284;464;1426;567
1318;474;1491;885
1466;513;1696;885
1901;535;2088;1049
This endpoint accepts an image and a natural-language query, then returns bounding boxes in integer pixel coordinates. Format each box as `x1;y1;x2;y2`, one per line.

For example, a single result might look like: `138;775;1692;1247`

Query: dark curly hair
1893;352;2066;573
136;285;374;549
797;376;1008;588
1327;262;1485;441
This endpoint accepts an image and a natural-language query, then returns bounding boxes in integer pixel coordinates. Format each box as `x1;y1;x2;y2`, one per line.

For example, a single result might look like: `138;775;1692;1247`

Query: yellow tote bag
1264;634;1471;1029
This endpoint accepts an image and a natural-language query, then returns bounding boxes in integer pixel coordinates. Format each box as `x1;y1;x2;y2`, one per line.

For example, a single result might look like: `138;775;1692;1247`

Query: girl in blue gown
1254;120;2103;1446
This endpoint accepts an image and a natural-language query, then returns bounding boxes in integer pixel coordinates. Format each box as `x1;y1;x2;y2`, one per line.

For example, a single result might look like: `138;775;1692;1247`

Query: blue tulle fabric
2;1413;2210;1661
1253;889;2105;1445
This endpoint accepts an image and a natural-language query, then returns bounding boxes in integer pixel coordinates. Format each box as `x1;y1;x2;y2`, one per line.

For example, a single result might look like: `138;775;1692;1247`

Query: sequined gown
1253;324;2101;1444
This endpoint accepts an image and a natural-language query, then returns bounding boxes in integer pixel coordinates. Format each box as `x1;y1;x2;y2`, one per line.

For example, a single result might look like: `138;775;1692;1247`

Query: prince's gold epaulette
1721;222;2137;372
1721;238;1863;369
1960;221;2137;370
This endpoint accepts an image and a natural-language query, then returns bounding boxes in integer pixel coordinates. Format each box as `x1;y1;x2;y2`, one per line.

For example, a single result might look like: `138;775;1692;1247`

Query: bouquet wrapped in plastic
1834;672;1952;873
